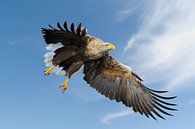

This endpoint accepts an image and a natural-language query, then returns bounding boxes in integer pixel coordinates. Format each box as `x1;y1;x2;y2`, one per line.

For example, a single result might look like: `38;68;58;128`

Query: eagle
42;21;177;120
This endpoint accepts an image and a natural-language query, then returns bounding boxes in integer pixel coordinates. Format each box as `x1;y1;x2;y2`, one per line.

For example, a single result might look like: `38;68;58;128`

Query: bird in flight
42;21;177;120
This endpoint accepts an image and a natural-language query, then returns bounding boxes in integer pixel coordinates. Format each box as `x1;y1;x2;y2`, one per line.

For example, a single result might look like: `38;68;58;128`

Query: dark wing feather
57;22;65;31
63;21;70;32
76;23;82;35
42;21;87;48
70;23;75;33
83;55;177;120
81;28;87;37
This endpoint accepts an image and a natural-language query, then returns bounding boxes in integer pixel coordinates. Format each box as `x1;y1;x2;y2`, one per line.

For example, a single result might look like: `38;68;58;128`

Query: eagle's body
42;21;177;120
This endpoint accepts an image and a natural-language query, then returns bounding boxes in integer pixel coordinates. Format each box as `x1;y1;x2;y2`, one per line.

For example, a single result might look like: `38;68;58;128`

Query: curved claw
44;65;56;75
60;79;69;92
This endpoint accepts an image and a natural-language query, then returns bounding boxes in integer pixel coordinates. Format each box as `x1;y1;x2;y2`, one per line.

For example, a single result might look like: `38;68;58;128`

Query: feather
81;28;87;36
63;21;69;32
83;55;177;120
57;22;65;31
76;23;82;35
70;23;75;33
49;24;57;30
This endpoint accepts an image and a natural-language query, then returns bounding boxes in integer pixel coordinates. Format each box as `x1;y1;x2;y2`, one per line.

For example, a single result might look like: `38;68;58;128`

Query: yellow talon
44;65;56;75
60;78;69;92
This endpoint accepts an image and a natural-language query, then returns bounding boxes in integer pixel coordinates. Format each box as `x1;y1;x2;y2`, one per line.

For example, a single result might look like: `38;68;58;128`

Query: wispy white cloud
101;110;133;124
6;37;31;45
116;7;137;22
115;0;146;22
189;100;195;105
124;0;195;91
180;99;195;106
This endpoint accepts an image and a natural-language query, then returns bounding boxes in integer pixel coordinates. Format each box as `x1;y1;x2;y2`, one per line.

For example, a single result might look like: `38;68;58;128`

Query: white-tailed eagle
41;21;177;120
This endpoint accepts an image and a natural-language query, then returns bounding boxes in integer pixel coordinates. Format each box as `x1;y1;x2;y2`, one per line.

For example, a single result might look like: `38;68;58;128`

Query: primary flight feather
41;21;177;120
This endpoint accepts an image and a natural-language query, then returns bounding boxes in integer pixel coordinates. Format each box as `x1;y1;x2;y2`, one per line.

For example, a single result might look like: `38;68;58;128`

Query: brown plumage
42;21;177;120
84;56;177;120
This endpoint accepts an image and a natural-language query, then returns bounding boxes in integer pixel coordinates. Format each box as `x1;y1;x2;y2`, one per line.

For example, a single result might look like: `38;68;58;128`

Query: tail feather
44;43;65;76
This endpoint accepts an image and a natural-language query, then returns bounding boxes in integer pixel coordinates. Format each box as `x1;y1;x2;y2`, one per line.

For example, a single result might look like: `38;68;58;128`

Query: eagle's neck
85;39;108;59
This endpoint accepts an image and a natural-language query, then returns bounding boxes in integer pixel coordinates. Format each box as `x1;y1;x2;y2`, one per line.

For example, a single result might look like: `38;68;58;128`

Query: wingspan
83;55;177;120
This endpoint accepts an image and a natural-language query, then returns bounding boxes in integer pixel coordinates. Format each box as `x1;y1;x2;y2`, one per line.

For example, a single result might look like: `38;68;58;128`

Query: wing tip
41;21;87;39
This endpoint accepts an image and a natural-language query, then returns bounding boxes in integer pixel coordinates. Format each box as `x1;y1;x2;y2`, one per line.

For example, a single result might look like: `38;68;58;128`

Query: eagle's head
86;37;116;59
105;43;116;51
88;37;115;51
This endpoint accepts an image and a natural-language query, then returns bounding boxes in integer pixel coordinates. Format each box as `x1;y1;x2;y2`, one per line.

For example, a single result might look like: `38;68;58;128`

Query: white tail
44;43;65;75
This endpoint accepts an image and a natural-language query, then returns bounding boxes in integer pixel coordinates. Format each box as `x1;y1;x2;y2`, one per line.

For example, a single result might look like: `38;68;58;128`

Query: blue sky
0;0;195;129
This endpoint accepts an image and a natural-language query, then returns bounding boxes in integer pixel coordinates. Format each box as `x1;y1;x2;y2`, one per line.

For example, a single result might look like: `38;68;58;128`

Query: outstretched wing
42;21;87;48
42;21;88;75
83;55;177;120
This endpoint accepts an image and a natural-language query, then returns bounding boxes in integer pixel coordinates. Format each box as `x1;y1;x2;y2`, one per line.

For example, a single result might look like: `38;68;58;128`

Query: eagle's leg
60;74;70;93
44;65;56;75
60;61;83;92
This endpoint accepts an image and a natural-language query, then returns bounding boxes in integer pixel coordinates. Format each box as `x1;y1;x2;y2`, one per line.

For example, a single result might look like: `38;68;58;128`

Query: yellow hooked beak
107;44;116;50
